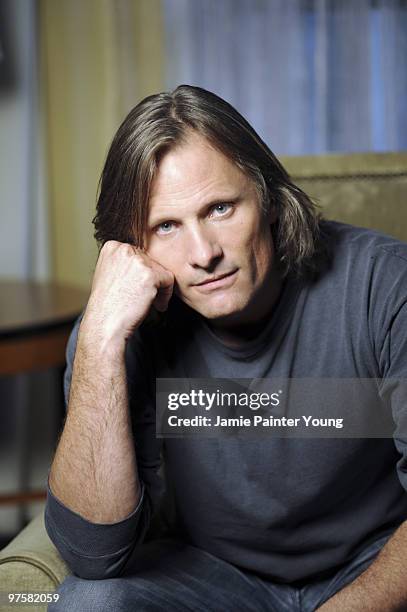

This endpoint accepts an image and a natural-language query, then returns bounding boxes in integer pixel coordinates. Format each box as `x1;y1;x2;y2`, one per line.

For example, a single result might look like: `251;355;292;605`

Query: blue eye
156;221;174;235
212;203;232;216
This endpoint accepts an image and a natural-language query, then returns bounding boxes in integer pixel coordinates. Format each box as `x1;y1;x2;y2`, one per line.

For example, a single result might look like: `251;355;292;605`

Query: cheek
256;229;275;273
238;220;274;270
149;244;189;287
220;217;258;255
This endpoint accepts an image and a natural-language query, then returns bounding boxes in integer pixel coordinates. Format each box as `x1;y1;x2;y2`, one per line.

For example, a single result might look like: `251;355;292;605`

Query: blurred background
0;0;406;545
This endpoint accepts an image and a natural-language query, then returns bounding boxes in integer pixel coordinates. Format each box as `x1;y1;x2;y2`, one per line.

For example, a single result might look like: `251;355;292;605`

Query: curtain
40;0;165;288
163;0;407;155
0;0;49;280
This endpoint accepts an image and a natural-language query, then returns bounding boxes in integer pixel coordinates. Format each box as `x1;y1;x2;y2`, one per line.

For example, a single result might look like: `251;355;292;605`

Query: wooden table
0;281;89;507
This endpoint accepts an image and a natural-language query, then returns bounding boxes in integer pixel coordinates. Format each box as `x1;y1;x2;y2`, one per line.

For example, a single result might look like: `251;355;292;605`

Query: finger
153;280;174;312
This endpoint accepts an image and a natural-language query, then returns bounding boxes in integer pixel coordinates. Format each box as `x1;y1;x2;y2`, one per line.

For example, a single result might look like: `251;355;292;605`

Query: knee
48;576;129;612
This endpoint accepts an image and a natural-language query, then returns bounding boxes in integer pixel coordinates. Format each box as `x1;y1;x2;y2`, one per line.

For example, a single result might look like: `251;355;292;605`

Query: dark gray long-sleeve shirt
45;221;407;583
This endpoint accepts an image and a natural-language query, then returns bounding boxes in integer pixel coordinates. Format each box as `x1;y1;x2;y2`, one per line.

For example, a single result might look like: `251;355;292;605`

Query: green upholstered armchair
1;152;406;610
284;152;407;243
0;514;69;611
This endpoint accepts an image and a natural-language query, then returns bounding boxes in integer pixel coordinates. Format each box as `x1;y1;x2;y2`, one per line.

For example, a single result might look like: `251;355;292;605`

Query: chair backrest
282;152;407;242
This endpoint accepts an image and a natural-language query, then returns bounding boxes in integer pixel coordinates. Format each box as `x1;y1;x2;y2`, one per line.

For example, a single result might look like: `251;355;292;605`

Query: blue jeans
49;532;391;611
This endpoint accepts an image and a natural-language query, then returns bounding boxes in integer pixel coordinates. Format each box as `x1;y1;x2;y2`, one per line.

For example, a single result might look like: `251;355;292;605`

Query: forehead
148;133;252;217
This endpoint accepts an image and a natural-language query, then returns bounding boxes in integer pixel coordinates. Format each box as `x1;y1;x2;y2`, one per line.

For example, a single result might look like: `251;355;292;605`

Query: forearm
317;521;407;612
49;324;141;523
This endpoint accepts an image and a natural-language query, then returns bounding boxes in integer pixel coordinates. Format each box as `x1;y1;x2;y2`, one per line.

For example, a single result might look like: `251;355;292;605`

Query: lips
192;269;238;292
194;271;237;286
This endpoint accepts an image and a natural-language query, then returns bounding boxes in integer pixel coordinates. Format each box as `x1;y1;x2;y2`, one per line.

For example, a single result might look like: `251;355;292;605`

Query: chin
186;294;249;322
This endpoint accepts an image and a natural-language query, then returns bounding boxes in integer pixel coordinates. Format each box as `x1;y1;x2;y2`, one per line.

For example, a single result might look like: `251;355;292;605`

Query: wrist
77;318;126;364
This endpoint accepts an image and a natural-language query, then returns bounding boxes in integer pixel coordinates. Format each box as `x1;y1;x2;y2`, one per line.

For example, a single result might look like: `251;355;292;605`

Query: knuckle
122;244;136;259
138;265;154;286
102;240;118;253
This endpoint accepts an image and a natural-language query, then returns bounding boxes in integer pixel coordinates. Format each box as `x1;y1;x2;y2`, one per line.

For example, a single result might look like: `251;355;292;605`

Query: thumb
153;277;174;312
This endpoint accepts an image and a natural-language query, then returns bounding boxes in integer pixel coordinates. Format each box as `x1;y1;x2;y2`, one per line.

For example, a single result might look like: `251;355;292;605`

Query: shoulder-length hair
93;84;326;278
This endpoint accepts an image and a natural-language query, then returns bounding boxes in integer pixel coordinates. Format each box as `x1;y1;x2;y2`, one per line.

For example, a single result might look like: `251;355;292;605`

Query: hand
81;240;174;349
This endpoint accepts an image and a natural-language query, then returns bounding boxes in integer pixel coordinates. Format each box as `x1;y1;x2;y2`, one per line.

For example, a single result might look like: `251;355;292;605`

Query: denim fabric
48;531;391;611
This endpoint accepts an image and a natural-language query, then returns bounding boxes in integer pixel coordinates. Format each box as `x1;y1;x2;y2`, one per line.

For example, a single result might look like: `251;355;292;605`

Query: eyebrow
147;194;241;227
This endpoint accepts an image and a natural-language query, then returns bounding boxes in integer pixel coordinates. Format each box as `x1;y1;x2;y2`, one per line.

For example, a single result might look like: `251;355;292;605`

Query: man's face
146;133;278;326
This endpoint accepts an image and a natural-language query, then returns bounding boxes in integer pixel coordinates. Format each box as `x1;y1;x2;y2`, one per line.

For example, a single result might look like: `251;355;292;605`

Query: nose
186;224;223;270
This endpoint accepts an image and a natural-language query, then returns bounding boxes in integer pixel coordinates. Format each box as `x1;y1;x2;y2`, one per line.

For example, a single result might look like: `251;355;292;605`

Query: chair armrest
0;512;70;594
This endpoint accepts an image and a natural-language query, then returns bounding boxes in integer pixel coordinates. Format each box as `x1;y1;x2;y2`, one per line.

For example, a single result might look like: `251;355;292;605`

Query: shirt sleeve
378;299;407;493
44;316;162;579
44;479;147;579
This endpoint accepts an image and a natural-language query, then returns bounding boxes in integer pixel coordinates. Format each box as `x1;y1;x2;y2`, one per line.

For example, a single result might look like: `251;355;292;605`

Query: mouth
192;270;238;292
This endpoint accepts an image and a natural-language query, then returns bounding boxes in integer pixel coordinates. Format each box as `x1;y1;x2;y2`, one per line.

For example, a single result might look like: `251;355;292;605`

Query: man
46;85;407;611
